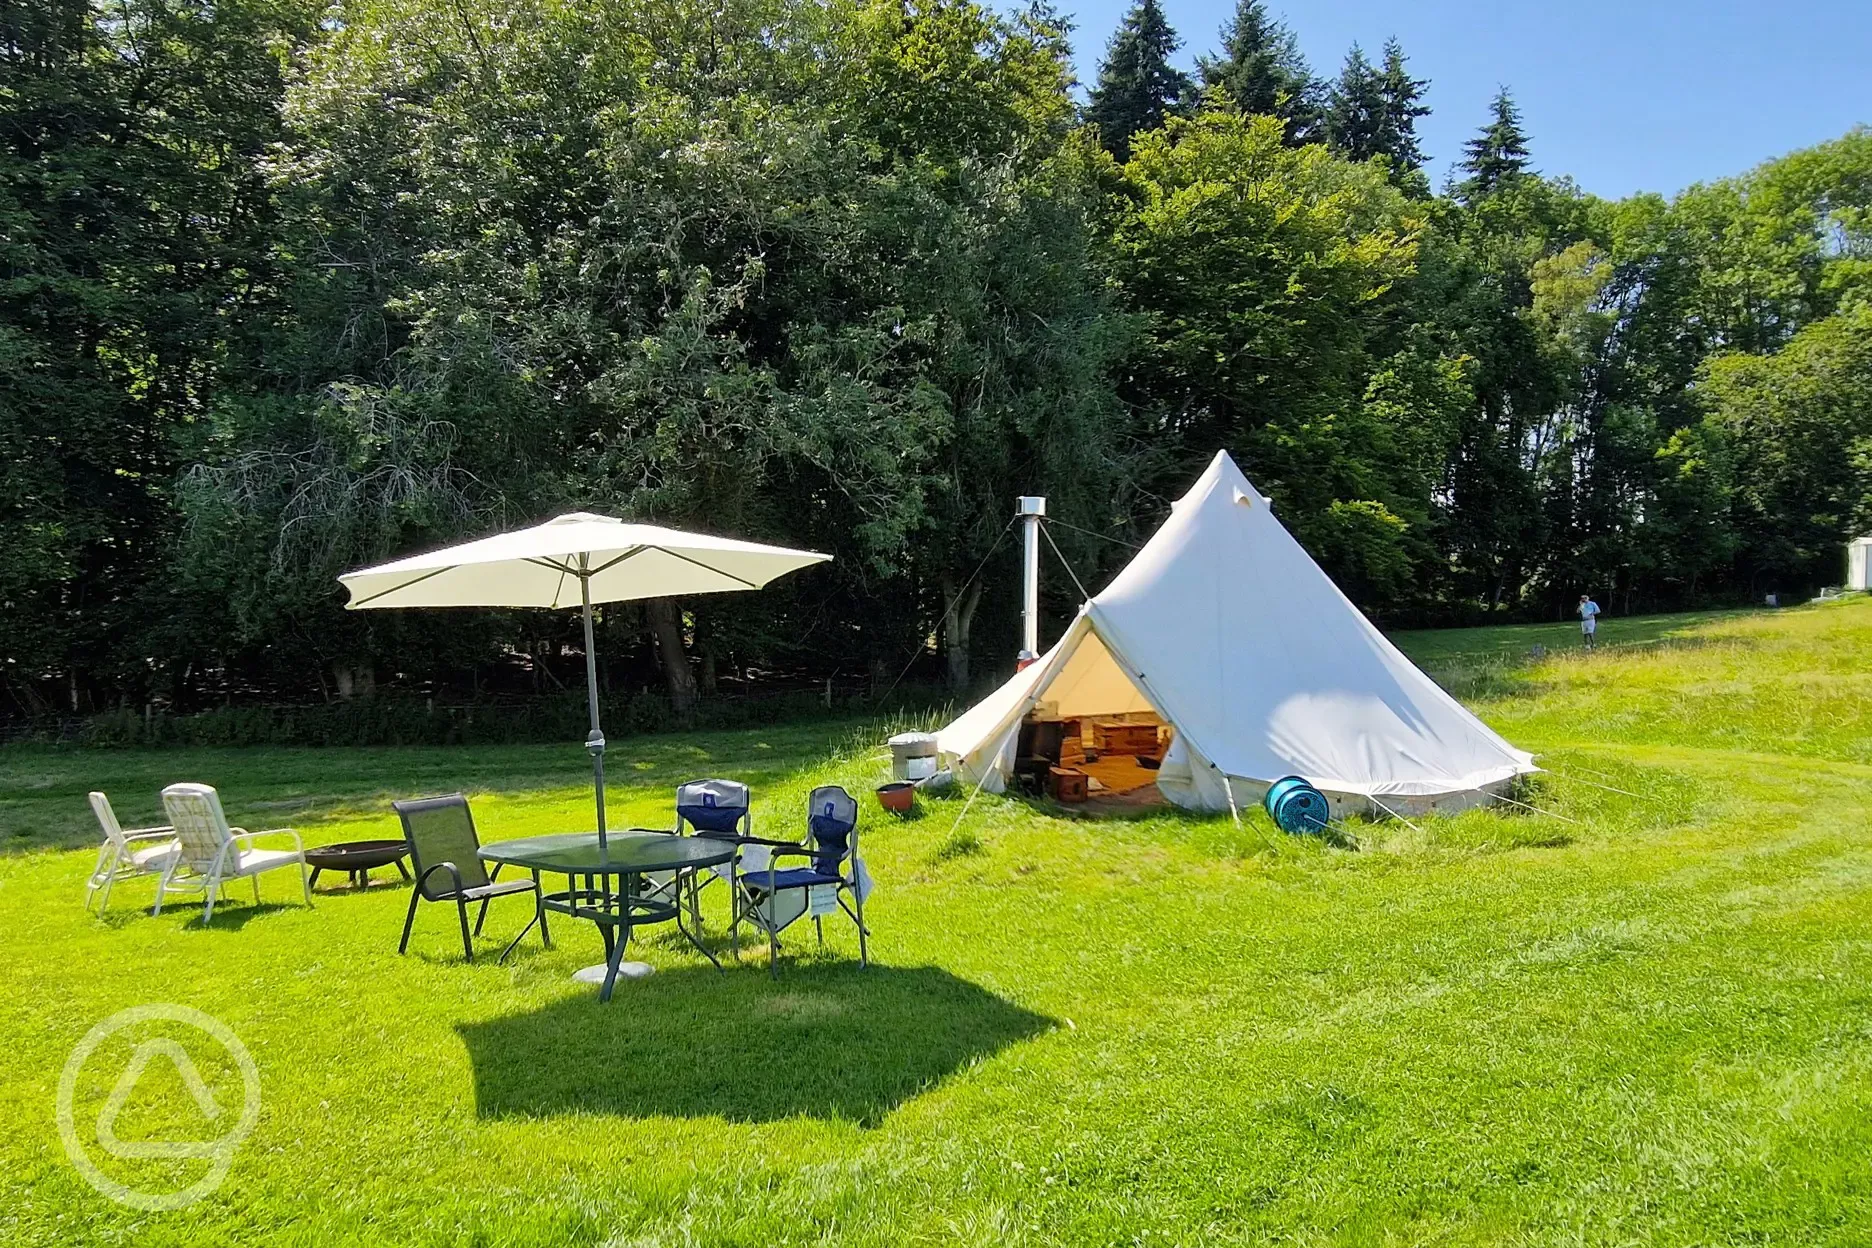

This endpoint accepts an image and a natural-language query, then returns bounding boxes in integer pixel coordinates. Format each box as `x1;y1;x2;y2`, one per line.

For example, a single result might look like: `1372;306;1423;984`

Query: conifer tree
1196;0;1318;142
1377;38;1430;171
1324;43;1386;160
1456;88;1534;200
1329;38;1430;181
1087;0;1194;160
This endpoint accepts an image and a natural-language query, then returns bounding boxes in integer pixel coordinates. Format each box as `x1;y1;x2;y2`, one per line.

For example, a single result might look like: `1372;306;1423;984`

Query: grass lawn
2;600;1870;1245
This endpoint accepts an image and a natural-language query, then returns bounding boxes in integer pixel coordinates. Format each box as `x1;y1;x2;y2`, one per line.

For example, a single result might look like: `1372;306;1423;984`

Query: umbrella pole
579;570;608;850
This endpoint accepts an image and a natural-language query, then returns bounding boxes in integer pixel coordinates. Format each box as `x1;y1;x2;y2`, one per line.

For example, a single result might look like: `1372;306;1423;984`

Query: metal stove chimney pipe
1017;496;1046;667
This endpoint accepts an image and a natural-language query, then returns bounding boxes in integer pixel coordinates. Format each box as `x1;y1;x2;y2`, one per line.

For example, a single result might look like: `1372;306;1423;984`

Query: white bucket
887;731;939;781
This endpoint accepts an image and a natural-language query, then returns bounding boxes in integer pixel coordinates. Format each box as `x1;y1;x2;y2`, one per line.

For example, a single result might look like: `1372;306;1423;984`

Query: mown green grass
2;601;1870;1246
1389;606;1750;669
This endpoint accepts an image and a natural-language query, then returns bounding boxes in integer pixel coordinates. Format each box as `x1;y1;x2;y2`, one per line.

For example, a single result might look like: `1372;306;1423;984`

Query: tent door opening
1009;626;1173;809
1013;712;1172;810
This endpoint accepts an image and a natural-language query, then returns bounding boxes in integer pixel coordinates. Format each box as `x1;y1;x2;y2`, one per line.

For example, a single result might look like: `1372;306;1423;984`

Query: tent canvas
936;451;1537;816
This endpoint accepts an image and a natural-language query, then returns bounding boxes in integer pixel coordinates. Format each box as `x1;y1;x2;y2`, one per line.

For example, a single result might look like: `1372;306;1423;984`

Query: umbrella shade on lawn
339;513;830;846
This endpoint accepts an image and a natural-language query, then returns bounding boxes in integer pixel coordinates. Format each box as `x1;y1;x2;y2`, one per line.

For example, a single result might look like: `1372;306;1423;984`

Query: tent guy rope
876;515;1016;705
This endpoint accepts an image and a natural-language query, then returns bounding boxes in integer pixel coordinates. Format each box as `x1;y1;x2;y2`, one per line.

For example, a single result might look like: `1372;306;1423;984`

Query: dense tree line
4;0;1870;725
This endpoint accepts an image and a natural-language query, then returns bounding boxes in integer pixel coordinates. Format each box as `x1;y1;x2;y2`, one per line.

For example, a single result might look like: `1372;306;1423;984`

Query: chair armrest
233;828;305;853
757;847;819;862
733;843;808;879
121;826;176;841
418;860;465;899
744;847;831;888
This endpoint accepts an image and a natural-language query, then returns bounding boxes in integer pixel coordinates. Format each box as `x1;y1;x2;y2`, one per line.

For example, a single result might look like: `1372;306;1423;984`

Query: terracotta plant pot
876;781;916;814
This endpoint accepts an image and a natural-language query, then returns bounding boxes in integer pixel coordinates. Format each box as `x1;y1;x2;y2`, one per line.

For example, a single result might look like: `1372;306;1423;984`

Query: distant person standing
1578;594;1601;649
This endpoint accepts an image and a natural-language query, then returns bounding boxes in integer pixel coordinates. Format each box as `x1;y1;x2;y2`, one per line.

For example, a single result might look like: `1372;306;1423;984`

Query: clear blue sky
1060;0;1872;198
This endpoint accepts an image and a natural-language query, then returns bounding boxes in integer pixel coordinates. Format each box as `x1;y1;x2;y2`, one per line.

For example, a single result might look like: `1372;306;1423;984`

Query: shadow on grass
173;900;306;931
1014;791;1177;823
456;963;1054;1126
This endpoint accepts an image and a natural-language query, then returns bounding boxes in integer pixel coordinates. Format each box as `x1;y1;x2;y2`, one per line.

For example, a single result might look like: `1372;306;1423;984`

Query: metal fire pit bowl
304;839;412;891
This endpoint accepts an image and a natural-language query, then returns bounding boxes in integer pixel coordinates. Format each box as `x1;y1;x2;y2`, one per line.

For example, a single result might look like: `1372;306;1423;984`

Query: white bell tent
935;451;1537;816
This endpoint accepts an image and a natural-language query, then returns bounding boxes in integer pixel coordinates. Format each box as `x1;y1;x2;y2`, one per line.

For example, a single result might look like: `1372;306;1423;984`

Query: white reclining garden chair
84;792;178;914
156;783;312;924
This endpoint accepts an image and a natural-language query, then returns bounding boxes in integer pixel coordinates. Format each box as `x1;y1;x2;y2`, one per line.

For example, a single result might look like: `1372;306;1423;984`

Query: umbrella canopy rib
585;545;651;579
522;556;574;607
349;565;455;609
648;546;759;589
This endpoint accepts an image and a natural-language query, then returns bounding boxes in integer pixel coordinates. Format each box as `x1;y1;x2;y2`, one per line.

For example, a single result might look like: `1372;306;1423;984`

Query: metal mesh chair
156;783;310;924
733;784;869;975
84;792;177;915
392;794;542;963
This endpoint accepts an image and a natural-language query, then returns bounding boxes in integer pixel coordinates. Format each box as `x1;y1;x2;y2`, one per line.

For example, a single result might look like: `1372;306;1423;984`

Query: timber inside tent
935;451;1538;819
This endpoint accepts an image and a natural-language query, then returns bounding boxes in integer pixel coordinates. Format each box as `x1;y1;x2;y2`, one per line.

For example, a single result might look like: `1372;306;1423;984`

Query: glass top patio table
479;831;735;875
478;831;736;1001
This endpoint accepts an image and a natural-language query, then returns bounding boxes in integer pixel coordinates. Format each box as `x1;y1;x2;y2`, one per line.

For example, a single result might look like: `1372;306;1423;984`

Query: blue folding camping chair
732;784;869;975
660;778;755;928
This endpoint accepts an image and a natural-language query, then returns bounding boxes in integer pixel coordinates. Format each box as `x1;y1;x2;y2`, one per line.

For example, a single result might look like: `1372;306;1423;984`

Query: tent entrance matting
1077;754;1160;797
1074;755;1169;812
1018;699;1173;811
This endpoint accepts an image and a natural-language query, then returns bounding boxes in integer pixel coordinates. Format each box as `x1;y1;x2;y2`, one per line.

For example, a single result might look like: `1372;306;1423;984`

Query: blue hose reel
1264;775;1331;836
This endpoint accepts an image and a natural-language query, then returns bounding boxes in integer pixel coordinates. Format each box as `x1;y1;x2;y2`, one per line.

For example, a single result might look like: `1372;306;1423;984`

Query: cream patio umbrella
339;513;830;848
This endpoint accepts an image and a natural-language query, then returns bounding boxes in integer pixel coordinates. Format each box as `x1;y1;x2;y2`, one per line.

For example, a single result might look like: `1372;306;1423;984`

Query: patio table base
477;832;735;1003
572;961;653;983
